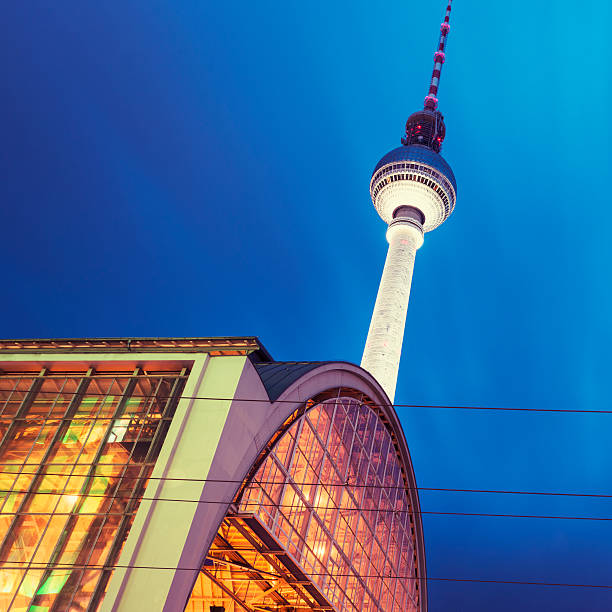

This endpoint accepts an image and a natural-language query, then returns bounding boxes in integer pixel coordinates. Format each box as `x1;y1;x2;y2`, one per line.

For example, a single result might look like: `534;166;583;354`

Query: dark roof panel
253;361;330;402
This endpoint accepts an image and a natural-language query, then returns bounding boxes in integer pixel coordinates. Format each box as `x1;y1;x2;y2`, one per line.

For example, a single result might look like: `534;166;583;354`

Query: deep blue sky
2;1;612;610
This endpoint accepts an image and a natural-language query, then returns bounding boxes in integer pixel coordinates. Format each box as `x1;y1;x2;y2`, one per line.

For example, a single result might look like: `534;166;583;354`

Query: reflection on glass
0;368;187;611
186;395;419;612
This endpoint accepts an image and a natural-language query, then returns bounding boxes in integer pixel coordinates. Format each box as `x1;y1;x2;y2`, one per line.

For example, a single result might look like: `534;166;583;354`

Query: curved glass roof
373;145;457;193
239;396;419;611
186;394;422;611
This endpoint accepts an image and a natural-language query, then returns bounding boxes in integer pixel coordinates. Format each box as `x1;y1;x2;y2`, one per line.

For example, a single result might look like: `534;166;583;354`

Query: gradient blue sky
2;1;612;610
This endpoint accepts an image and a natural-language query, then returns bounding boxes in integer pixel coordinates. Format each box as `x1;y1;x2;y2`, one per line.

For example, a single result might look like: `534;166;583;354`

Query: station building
0;337;426;612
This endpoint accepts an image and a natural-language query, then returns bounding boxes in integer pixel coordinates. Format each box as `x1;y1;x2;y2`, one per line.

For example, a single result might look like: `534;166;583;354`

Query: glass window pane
0;368;188;612
237;394;420;611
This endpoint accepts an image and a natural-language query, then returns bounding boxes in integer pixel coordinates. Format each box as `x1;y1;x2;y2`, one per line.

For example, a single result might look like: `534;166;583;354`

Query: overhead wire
2;469;612;500
1;489;612;522
0;388;610;414
1;560;612;590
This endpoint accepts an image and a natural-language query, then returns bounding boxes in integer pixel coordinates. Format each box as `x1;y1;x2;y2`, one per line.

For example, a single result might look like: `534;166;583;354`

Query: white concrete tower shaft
362;216;423;402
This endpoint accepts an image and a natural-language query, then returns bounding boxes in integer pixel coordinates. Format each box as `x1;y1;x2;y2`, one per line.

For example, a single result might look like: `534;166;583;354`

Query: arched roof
266;362;428;612
177;360;428;612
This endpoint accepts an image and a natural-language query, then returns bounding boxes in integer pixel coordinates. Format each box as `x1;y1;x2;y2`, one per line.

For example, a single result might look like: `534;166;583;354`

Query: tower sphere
370;144;457;232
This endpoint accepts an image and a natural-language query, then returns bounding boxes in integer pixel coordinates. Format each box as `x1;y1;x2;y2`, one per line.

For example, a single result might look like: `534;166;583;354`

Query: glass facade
0;366;188;612
189;394;420;611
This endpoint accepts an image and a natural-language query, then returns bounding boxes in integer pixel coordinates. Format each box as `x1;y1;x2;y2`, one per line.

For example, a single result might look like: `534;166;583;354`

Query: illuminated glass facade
0;366;187;611
187;394;420;611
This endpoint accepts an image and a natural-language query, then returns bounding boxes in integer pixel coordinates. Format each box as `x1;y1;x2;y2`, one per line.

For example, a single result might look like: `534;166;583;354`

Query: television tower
361;0;457;402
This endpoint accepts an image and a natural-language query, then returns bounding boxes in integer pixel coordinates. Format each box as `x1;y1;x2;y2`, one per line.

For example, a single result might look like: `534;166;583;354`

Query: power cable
0;491;611;522
1;470;612;500
1;389;609;414
0;560;611;590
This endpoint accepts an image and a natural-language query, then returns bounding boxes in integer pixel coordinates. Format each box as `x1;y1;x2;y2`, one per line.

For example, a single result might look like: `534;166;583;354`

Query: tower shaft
361;219;424;402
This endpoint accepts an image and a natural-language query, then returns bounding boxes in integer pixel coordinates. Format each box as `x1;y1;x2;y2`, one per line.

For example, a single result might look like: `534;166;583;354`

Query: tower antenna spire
424;0;453;111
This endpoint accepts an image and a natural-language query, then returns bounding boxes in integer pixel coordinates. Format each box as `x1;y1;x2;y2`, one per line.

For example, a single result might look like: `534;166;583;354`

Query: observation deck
370;145;457;232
